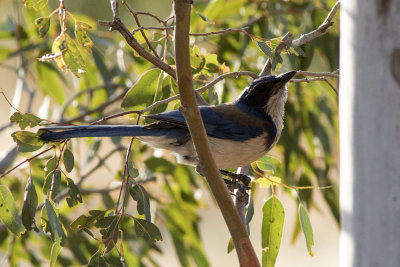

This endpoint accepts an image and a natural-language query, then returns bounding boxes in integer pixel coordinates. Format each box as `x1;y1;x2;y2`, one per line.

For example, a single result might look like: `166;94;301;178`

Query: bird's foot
219;169;251;187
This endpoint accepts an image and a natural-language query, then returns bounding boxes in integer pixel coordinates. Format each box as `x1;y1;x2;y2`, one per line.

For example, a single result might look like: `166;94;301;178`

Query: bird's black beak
277;71;297;84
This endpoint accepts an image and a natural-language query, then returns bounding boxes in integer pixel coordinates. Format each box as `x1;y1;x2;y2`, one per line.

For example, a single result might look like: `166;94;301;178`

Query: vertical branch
172;0;259;266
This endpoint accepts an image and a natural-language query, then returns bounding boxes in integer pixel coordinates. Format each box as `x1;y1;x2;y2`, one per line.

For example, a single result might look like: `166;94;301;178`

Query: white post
339;0;400;266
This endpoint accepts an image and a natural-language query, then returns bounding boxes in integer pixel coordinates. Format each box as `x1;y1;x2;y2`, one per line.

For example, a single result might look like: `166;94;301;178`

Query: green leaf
262;196;284;267
43;170;61;198
298;204;314;256
63;148;74;173
245;193;254;226
134;218;162;243
0;185;25;236
42;198;66;245
255;41;273;58
10;112;43;130
0;46;10;62
50;241;62;267
121;69;162;110
256;155;281;173
255;176;281;188
66;178;82;208
75;22;93;53
70;210;107;231
127;161;139;178
21;177;38;231
63;34;86;77
35;17;50;38
35;62;66;105
194;10;212;23
227;237;234;253
144;157;175;174
24;0;48;9
11;131;44;152
129;184;151;221
88;251;107;267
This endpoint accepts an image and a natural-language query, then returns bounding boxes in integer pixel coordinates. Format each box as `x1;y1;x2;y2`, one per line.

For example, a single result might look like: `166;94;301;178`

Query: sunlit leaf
121;69;162;110
43;170;61;198
24;0;48;9
129;184;151;221
255;176;282;188
75;22;93;53
35;17;50;38
0;185;25;236
262;196;284;267
255;41;273;58
11;131;44;152
299;204;314;256
35;62;66;105
21;177;38;231
227;237;234;253
42;198;66;245
194;10;212;23
134;218;162;243
145;157;175;174
10;112;43;130
256;155;281;173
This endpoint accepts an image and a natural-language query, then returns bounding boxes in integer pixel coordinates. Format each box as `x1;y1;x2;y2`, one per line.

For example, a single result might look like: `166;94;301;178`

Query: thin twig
190;27;248;36
296;70;340;78
0;145;56;179
291;77;338;95
131;26;174;35
122;0;159;57
99;18;177;79
292;0;341;47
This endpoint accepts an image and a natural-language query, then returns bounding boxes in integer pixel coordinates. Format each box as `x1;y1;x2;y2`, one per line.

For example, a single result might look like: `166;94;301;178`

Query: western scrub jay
40;71;296;173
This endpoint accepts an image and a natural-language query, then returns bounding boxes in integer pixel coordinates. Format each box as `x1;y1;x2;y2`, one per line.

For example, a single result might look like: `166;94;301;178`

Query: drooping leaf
21;177;38;231
262;196;285;267
11;131;44;152
42;198;66;246
127;161;139;178
63;148;74;173
194;10;212;23
121;69;162;110
298;204;314;256
255;41;273;58
129;184;151;221
75;22;93;53
43;170;61;198
66;178;82;208
0;185;25;236
134;218;162;243
35;62;66;105
50;241;62;267
10;112;43;130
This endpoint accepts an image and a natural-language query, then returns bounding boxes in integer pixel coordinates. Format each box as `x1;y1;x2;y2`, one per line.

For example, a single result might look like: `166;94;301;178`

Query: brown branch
259;0;340;76
173;1;259;266
122;0;159;57
292;0;341;47
0;145;56;179
291;77;338;95
190;27;248;37
296;70;340;78
131;26;174;35
98;18;177;79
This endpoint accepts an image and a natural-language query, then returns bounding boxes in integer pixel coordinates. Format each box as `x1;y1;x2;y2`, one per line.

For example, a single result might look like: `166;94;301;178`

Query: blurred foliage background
0;0;339;266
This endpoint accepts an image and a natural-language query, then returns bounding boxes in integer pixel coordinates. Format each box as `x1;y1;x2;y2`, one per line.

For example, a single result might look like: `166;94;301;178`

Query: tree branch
173;1;259;266
98;18;177;79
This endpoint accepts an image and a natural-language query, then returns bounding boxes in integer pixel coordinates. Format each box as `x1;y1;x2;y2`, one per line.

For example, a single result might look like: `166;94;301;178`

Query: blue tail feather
40;125;165;141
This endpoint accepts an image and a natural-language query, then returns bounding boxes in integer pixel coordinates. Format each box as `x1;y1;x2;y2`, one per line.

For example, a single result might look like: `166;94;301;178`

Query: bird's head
236;71;296;111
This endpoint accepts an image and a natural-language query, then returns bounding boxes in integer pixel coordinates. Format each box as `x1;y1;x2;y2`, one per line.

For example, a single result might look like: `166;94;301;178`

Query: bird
40;71;296;172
